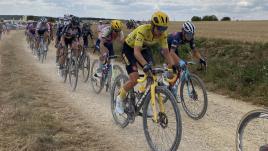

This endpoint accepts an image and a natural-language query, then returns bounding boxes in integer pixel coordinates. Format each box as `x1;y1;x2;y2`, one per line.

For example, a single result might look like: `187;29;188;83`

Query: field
169;21;268;43
92;20;268;43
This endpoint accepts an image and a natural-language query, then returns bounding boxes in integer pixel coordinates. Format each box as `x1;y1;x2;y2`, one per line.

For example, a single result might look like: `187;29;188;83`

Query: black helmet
71;16;80;26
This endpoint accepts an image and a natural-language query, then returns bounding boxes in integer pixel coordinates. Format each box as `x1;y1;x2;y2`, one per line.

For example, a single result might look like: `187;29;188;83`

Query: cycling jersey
56;23;64;36
97;24;105;38
36;22;50;35
125;24;168;49
100;26;124;43
28;23;36;35
82;26;93;39
167;32;195;50
61;24;81;39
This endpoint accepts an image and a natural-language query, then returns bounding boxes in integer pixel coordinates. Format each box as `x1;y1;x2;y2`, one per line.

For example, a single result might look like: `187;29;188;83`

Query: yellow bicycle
111;67;182;151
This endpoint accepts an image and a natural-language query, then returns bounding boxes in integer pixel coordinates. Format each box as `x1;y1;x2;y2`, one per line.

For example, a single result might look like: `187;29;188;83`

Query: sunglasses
156;26;168;32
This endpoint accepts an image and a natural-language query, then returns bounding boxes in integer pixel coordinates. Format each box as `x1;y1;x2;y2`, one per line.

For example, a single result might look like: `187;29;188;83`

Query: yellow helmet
151;11;169;27
111;20;123;30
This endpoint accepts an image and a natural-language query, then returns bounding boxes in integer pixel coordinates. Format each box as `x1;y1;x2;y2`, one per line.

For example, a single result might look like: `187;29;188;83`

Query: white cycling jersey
100;26;124;43
97;24;105;39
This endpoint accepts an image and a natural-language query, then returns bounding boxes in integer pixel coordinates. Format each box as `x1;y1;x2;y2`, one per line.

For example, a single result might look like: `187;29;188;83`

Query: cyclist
55;18;64;48
35;17;50;52
115;11;176;114
58;16;82;70
56;16;71;64
94;20;124;77
0;19;4;40
28;21;37;45
47;21;54;46
81;22;93;49
94;20;105;52
167;21;207;70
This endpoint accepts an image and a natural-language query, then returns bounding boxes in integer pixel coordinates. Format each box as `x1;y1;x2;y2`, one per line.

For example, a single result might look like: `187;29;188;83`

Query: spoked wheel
68;56;79;91
180;74;208;120
236;109;268;151
80;53;90;82
90;59;104;94
143;86;182;151
106;64;124;92
110;74;130;128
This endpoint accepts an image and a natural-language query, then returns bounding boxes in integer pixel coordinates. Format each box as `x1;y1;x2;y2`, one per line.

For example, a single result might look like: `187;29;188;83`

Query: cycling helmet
71;16;80;26
40;17;47;22
182;21;195;34
111;20;123;31
151;11;169;27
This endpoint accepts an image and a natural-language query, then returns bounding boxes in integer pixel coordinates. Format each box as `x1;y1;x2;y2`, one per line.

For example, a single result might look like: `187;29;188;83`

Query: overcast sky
0;0;267;20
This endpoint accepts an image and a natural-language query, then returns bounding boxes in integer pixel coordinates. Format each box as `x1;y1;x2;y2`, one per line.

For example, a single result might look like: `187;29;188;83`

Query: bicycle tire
180;73;208;120
110;74;130;128
236;109;268;151
81;54;90;82
143;86;182;151
68;56;79;91
90;59;104;94
106;64;124;92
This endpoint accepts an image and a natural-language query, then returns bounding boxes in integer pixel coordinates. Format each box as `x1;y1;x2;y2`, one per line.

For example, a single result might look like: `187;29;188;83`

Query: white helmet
40;17;47;23
182;21;195;34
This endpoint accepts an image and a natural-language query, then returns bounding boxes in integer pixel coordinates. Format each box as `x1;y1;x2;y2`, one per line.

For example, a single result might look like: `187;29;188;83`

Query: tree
202;15;218;21
221;16;231;21
191;16;202;21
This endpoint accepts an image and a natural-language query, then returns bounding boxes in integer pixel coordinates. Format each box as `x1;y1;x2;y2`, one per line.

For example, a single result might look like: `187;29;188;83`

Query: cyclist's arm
190;39;201;59
134;46;147;66
118;31;124;43
160;35;175;67
169;40;181;63
163;48;175;68
133;31;147;66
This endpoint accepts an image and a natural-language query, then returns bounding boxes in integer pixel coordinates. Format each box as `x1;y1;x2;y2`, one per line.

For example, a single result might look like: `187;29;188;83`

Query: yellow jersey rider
115;11;176;114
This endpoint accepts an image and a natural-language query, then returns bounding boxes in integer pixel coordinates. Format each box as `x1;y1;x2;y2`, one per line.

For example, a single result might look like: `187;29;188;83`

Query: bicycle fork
150;76;165;123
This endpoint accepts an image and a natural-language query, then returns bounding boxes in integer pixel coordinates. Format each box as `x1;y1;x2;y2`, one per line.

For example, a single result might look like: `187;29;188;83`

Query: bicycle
236;108;268;151
67;47;79;91
37;35;48;63
78;46;90;82
160;61;208;120
90;54;123;94
111;68;182;151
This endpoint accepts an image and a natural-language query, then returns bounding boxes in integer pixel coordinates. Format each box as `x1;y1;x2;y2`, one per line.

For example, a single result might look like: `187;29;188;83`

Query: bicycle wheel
180;73;208;120
143;86;182;151
60;57;69;83
236;109;268;151
106;64;124;92
90;59;104;94
110;74;130;128
81;54;90;82
68;56;79;91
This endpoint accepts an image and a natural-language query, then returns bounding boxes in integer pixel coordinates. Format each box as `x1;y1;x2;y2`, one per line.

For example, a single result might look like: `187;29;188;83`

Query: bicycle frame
137;74;166;123
165;62;197;98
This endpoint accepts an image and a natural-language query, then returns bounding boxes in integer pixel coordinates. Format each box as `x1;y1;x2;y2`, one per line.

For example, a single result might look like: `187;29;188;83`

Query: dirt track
1;31;260;151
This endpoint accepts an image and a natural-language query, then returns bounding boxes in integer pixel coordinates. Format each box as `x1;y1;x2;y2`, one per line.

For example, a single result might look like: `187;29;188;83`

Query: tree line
191;15;231;21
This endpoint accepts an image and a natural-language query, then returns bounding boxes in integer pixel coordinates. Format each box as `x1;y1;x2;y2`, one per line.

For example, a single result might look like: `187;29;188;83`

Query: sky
0;0;267;21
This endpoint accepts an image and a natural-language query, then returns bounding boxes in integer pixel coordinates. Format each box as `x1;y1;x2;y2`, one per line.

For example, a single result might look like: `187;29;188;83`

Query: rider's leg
95;41;108;76
115;42;139;114
83;36;88;48
95;38;100;52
